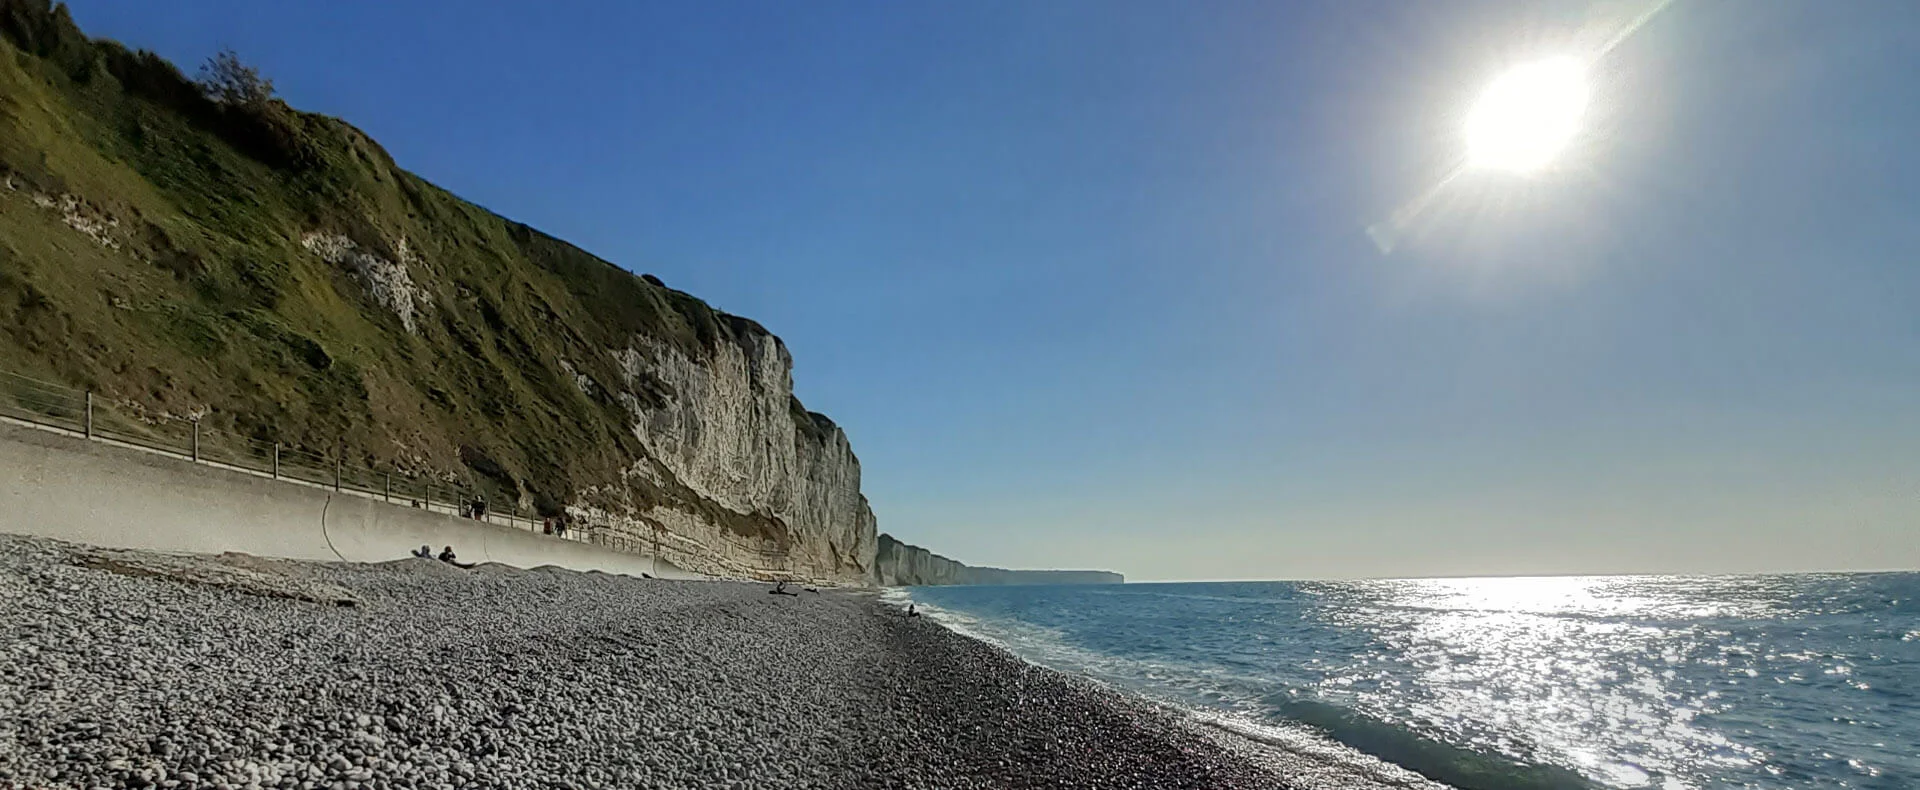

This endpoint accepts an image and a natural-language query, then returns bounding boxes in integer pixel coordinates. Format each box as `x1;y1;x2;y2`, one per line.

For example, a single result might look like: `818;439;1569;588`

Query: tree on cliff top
197;48;273;107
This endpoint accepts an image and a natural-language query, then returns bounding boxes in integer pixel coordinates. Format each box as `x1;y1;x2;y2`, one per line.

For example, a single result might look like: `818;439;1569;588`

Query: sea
891;574;1919;790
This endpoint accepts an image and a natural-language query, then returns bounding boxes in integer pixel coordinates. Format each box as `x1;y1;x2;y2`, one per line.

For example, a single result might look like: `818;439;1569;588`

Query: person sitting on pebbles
411;545;433;559
436;546;474;569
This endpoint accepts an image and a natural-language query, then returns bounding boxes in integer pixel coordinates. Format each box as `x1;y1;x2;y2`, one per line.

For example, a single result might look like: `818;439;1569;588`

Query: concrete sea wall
0;421;696;578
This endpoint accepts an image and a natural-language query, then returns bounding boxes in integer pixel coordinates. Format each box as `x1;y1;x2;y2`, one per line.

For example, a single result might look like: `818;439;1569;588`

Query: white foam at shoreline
1191;711;1451;789
883;589;1043;650
897;588;1457;789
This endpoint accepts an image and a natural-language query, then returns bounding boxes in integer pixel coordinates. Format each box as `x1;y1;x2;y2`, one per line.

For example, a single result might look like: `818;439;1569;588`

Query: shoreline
0;532;1403;790
884;591;1455;790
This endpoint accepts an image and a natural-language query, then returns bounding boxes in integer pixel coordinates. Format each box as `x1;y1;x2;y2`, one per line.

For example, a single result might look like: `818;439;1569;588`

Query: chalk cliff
0;2;1130;587
0;0;876;583
568;332;879;582
874;534;1124;586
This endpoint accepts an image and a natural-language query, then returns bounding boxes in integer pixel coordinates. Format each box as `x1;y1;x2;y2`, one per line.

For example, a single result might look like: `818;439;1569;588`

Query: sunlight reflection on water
1306;576;1771;788
907;573;1919;789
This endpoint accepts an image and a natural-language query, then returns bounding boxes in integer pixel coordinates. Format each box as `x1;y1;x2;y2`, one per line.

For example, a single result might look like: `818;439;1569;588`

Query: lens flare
1464;57;1589;174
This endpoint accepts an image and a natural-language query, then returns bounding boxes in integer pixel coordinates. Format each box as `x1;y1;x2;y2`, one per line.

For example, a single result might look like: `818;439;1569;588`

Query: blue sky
67;0;1919;580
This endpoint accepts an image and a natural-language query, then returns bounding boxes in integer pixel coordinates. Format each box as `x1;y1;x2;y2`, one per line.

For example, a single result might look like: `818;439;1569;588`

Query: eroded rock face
568;333;877;584
873;534;1123;587
873;534;967;586
301;232;425;333
17;189;121;249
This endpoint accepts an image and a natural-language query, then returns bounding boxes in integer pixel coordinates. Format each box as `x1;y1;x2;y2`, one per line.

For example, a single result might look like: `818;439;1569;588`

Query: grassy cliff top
0;0;808;517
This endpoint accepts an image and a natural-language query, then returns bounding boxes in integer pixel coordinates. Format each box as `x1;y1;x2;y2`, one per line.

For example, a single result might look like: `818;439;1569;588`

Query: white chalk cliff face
300;232;425;333
569;331;878;584
873;534;1124;587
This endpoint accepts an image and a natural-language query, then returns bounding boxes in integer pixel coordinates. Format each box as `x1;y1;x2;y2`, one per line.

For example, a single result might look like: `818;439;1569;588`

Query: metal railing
0;363;838;580
0;365;585;541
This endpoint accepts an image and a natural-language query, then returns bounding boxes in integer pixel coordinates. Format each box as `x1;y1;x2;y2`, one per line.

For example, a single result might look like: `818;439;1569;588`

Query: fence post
272;443;280;479
384;473;391;503
83;391;92;440
191;420;199;462
334;453;342;492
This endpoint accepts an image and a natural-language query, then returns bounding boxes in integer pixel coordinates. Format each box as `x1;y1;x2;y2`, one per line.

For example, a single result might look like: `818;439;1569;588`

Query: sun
1464;57;1589;174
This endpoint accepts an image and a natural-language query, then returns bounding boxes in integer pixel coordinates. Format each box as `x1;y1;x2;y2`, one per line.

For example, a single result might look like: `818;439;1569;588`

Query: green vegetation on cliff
0;0;790;523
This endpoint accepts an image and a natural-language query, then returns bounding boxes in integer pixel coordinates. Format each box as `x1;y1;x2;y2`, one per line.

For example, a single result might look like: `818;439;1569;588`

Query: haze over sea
898;573;1919;790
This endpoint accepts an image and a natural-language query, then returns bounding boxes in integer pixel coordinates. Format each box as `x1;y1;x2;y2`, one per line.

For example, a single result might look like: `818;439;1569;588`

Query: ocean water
897;574;1920;790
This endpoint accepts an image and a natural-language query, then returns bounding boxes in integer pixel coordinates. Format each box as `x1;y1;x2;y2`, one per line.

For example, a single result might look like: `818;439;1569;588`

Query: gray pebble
0;534;1370;790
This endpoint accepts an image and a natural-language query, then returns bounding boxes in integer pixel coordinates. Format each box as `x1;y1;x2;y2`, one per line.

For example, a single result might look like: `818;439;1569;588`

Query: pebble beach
0;534;1442;790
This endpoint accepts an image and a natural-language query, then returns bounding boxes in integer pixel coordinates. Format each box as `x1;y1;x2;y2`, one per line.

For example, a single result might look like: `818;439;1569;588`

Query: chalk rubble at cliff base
0;534;1437;790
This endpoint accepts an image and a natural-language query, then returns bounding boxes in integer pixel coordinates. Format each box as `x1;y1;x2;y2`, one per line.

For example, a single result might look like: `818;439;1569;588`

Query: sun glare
1464;57;1589;174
